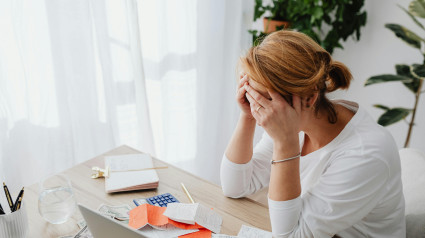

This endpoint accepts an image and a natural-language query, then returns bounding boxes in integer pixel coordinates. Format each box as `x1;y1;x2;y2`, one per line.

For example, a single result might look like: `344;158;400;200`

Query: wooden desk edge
80;145;268;208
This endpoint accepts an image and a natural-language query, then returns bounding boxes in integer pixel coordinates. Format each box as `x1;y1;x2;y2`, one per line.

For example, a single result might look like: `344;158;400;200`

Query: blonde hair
240;30;352;123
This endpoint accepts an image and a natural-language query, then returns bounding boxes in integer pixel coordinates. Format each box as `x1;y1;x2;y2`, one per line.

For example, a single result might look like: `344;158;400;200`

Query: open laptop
78;204;147;238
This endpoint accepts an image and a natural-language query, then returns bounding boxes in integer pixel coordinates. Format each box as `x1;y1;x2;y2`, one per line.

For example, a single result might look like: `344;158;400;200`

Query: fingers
246;93;262;123
246;93;262;114
267;88;287;104
245;93;253;105
237;75;249;92
236;84;247;100
239;75;248;87
244;84;271;107
237;75;248;98
251;106;261;124
268;88;280;100
239;71;245;79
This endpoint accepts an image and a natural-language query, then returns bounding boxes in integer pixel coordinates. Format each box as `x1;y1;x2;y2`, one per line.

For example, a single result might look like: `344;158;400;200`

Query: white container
0;203;28;238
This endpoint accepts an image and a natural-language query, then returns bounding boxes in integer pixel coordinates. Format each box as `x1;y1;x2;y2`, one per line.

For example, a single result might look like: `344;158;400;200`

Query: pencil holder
0;203;28;238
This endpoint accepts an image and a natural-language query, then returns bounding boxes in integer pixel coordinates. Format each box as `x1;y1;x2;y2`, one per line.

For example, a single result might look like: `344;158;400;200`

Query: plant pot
263;18;290;34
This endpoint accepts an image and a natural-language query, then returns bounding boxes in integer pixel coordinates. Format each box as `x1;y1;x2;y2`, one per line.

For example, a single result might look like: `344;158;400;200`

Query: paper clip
91;166;110;179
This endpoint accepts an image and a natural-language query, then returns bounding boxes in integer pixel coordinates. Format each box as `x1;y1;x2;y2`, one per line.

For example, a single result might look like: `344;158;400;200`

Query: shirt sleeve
220;132;274;198
268;153;390;238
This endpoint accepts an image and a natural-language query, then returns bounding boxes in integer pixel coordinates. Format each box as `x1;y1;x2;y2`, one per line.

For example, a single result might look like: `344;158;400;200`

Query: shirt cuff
268;195;301;210
268;196;302;236
222;154;253;171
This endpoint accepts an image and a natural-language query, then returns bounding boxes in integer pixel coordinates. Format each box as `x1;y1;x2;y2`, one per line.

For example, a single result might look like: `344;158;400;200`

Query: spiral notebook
104;154;159;193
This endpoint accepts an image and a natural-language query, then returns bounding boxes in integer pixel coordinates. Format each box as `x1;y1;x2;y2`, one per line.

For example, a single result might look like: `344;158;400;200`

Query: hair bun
326;61;352;92
310;63;328;91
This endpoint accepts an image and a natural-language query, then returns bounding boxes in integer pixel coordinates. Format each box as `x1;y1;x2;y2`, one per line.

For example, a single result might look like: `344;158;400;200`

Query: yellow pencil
181;183;195;203
110;166;168;172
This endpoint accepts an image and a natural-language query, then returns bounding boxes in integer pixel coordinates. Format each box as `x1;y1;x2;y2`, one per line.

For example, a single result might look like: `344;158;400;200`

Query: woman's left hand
244;84;301;147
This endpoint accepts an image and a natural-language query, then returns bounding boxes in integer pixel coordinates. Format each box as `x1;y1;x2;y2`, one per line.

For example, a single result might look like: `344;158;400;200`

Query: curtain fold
0;0;256;193
138;0;255;184
195;0;254;184
0;0;154;192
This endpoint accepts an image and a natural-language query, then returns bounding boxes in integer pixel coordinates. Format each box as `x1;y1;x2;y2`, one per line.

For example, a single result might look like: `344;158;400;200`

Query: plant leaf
365;74;413;86
385;24;423;48
399;4;425;30
395;64;411;76
409;0;425;18
412;64;425;77
253;0;266;21
312;7;324;22
377;108;412;126
395;64;421;93
374;104;390;111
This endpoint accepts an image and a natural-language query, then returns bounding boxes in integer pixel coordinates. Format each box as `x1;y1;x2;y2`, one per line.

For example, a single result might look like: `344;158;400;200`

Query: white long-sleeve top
221;101;406;238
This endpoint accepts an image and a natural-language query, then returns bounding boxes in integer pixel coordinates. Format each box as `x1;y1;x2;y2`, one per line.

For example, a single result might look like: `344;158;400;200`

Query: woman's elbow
222;188;246;198
220;157;251;198
221;183;247;198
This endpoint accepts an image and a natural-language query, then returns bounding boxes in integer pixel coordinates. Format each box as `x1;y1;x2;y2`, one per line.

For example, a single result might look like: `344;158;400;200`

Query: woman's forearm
224;113;257;164
268;141;301;201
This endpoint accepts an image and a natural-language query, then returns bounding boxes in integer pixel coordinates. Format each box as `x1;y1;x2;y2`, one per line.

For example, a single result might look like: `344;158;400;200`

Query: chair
400;148;425;238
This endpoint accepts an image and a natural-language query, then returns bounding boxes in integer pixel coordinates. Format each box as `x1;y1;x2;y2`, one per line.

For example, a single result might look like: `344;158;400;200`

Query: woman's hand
236;74;254;120
244;84;301;148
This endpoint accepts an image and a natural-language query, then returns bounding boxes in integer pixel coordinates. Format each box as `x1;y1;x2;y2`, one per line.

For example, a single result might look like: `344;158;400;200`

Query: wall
331;0;424;151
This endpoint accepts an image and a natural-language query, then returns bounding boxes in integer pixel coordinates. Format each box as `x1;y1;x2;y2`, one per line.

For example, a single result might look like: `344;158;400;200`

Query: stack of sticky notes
128;203;222;237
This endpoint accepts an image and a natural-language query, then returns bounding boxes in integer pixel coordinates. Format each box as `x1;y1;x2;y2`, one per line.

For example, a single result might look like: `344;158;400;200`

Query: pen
12;187;24;212
3;182;14;211
0;203;4;215
181;183;195;204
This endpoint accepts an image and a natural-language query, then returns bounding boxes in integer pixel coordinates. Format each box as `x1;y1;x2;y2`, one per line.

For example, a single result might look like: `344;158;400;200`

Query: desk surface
25;145;271;237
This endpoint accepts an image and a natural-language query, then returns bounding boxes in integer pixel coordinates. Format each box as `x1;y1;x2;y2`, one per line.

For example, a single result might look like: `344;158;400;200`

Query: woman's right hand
236;73;254;120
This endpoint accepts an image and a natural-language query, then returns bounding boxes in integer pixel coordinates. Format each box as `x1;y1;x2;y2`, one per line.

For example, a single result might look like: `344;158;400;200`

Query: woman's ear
304;92;319;109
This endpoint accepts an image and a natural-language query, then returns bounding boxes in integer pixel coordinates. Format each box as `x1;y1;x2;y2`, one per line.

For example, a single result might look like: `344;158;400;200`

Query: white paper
164;203;222;234
237;225;272;238
105;154;159;192
212;234;237;238
162;203;197;224
137;224;198;238
195;203;222;234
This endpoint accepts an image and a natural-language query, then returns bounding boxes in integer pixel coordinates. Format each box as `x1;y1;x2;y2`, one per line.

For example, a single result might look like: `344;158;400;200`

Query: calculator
142;193;179;207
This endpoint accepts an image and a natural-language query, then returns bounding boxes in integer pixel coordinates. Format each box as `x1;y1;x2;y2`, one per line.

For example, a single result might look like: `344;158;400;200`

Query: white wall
331;0;424;151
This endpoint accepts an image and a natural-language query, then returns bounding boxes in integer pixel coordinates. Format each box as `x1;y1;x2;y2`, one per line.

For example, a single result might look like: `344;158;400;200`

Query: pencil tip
2;182;4;186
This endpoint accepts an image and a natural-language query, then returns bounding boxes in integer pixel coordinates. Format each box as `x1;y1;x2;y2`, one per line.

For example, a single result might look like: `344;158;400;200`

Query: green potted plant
365;0;425;148
255;0;292;34
249;0;367;54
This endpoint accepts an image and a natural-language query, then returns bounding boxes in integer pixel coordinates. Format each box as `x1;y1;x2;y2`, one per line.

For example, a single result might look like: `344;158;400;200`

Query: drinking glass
38;174;77;224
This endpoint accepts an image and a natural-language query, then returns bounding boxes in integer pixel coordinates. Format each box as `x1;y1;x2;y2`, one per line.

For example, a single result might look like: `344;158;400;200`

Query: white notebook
104;154;159;193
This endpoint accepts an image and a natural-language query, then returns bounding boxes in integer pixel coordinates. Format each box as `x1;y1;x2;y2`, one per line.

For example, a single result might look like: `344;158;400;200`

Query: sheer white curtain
0;0;154;192
0;0;255;194
137;0;255;184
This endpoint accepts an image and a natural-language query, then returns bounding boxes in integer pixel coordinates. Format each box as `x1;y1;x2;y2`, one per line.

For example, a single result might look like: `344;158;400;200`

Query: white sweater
221;101;406;238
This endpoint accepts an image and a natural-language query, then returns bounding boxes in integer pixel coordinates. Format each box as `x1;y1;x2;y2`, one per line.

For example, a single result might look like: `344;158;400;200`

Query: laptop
78;204;147;238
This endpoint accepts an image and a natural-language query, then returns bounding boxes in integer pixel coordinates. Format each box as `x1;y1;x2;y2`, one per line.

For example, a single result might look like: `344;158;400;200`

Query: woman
220;30;405;237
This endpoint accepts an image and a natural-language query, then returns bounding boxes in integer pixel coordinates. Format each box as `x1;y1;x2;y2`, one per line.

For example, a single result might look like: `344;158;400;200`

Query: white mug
0;203;28;238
